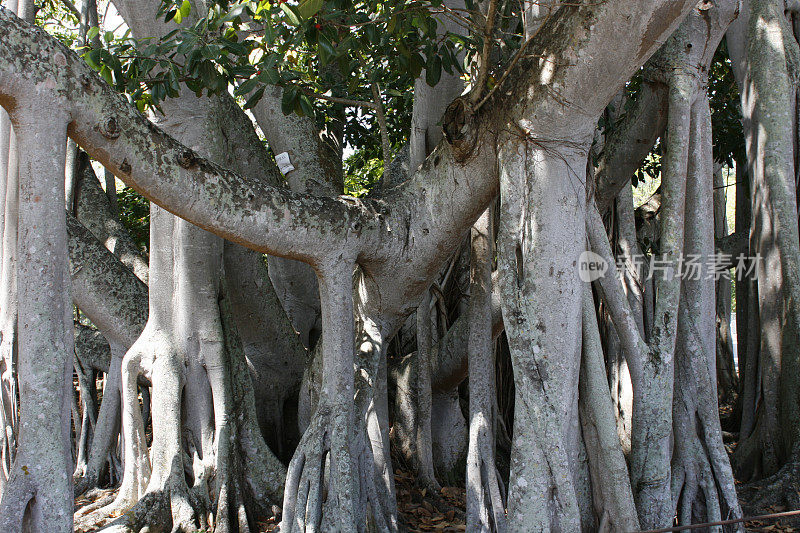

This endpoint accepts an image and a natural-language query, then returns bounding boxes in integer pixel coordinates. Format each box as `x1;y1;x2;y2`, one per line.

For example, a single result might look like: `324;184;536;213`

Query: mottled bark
607;186;642;456
579;285;640;533
671;92;742;529
0;0;21;497
0;103;73;532
67;214;148;349
630;69;693;529
497;139;587;532
466;209;505;533
74;154;148;283
281;259;365;532
728;0;800;479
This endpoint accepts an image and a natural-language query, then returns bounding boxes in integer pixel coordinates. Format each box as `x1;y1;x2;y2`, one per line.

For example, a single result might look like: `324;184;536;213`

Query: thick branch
67;213;147;348
0;8;369;264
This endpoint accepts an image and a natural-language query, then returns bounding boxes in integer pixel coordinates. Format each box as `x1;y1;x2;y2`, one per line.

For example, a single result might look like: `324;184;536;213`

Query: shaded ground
76;468;469;532
394;469;467;532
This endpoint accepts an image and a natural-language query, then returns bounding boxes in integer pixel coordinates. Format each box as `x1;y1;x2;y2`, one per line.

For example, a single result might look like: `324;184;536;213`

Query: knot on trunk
443;97;478;162
177;150;196;169
99;117;120;139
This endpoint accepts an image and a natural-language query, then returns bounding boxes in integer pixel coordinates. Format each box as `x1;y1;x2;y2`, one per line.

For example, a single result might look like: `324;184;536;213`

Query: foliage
117;186;151;254
633;142;662;188
343;148;384;196
36;0;81;47
708;38;745;167
74;1;471;114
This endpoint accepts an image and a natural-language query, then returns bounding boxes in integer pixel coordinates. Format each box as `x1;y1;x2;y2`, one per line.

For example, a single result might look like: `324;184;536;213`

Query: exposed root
737;445;800;518
732;413;782;482
670;298;743;530
95;485;206;533
281;401;389;533
466;415;506;533
77;446;209;533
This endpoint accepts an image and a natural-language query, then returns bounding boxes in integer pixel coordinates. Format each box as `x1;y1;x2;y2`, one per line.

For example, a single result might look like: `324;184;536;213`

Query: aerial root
281;403;391;533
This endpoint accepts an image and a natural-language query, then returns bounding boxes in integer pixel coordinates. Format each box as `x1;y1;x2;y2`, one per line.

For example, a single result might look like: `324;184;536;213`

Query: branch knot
99;117;120;139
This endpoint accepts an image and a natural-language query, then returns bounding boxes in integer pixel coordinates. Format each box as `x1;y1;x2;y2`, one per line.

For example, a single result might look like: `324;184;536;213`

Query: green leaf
298;94;314;117
264;21;275;45
198;60;216;87
100;65;114;85
365;24;377;44
180;0;191;18
317;32;335;64
236;77;259;96
257;67;279;85
426;54;441;86
83;49;101;70
281;86;298;115
152;81;166;103
220;4;246;23
86;26;100;41
410;53;424;79
279;3;302;25
298;0;323;19
243;85;265;109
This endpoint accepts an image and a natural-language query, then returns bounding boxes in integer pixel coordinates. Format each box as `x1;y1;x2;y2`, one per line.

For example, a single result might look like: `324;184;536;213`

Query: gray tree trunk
466;209;505;532
497;139;587;531
671;92;742;528
0;102;73;532
728;0;800;478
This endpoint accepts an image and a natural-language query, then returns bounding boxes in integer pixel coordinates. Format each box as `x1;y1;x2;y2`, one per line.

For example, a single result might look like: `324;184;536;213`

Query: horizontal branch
0;0;700;300
0;8;377;265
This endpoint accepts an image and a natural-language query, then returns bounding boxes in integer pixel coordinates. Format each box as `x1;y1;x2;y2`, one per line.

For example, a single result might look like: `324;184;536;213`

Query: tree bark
728;0;800;478
466;209;505;532
497;138;587;531
579;284;640;533
671;92;743;529
0;103;73;532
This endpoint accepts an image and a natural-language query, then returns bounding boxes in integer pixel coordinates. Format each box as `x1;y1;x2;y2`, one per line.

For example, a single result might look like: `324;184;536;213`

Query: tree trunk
497;138;588;531
629;69;694;529
714;164;738;405
671;93;742;529
466;209;505;532
728;0;800;478
0;103;73;532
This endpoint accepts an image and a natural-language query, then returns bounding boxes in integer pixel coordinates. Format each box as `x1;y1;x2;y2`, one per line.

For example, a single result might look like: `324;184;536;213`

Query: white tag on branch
276;152;295;175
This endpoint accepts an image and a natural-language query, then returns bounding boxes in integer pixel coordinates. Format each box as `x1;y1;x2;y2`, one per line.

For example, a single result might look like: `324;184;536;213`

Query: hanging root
670;301;742;530
281;401;390;533
466;414;506;533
